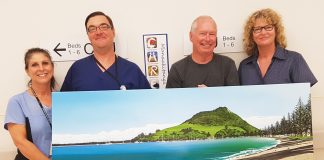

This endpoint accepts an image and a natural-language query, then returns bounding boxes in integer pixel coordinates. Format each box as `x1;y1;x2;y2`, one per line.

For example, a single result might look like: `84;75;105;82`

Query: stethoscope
93;55;126;90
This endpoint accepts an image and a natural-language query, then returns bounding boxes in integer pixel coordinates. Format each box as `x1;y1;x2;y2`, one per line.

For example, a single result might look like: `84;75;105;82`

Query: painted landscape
52;83;313;160
131;107;260;142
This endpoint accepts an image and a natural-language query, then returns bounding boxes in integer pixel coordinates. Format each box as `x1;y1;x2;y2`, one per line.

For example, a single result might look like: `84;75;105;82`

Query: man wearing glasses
61;11;151;91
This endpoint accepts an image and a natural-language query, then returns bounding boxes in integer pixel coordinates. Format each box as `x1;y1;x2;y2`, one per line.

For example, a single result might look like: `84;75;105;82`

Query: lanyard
93;55;126;90
30;87;52;129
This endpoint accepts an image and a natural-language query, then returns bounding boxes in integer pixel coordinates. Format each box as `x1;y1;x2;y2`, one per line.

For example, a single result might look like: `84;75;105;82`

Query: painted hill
131;107;260;142
184;107;258;133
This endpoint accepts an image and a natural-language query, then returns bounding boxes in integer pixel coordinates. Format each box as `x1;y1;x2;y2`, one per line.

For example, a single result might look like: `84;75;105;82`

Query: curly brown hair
243;8;287;56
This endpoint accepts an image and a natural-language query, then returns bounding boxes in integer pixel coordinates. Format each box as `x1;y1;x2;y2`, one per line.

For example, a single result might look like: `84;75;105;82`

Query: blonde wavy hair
243;8;287;56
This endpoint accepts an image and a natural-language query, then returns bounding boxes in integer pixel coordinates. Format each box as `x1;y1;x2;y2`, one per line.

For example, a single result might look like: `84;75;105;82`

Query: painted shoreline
232;137;313;160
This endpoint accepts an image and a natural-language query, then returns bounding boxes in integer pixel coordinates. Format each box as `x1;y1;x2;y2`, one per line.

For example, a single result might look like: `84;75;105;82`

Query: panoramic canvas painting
52;83;313;160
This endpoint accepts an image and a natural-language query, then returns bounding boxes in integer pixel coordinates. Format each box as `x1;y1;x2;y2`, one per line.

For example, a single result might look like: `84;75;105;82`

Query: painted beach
53;137;278;160
233;136;313;160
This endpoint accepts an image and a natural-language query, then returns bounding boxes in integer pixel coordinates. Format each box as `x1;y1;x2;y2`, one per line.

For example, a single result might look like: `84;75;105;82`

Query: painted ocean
52;137;278;160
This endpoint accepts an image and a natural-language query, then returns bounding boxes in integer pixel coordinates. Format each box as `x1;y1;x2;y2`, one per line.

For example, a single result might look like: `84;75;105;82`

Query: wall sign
183;30;243;55
42;36;127;62
143;34;169;89
214;30;243;53
43;41;92;62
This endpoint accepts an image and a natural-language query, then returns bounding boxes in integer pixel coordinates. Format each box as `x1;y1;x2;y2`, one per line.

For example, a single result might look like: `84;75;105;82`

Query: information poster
143;34;169;89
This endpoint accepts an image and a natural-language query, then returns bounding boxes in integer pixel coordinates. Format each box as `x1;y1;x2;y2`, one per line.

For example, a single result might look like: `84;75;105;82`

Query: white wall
1;0;323;158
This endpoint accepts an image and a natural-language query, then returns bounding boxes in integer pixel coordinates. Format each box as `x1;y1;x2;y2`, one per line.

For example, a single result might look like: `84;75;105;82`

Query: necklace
30;86;52;128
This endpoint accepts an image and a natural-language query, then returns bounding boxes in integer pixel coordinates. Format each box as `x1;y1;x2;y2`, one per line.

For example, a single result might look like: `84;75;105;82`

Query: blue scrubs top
238;46;317;86
4;91;52;157
61;55;151;91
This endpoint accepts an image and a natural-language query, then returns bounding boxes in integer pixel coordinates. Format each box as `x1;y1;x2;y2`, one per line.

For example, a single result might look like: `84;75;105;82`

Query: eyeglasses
87;24;111;33
253;24;274;34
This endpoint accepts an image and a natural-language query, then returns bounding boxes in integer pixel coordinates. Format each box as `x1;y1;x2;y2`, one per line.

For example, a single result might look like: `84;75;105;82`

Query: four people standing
3;9;318;159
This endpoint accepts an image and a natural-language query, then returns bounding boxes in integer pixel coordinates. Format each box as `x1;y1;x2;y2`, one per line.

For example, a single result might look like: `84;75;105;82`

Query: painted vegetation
262;97;312;140
131;107;260;142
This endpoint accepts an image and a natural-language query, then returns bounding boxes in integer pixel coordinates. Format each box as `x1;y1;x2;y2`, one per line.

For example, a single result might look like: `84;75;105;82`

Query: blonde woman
239;8;317;86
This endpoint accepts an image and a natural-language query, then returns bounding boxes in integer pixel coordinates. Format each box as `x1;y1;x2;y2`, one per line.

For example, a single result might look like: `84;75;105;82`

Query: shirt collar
273;45;287;60
244;45;287;64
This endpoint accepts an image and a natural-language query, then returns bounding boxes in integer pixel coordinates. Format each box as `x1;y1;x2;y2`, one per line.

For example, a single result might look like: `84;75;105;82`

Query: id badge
50;143;52;157
120;85;127;90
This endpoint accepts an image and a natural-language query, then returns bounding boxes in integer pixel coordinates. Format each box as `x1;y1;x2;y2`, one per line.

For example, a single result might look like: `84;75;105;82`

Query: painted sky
53;83;310;143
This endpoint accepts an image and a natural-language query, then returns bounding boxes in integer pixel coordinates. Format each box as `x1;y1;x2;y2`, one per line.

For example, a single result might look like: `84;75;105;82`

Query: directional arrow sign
54;43;66;56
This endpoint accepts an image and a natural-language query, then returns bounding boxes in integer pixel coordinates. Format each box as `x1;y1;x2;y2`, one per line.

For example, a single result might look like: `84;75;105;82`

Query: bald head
190;16;217;33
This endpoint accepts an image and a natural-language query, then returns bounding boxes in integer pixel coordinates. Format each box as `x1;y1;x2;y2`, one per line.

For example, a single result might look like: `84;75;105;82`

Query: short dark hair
85;11;114;31
24;47;56;89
